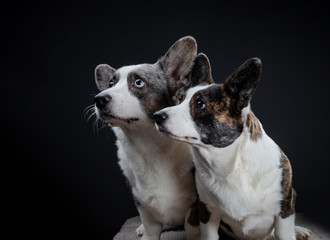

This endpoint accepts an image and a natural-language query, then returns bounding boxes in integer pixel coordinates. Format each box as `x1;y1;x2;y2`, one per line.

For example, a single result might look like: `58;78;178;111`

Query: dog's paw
295;226;311;240
136;224;145;237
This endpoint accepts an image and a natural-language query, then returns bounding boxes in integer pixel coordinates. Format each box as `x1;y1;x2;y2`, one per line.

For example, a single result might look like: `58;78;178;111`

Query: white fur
157;85;310;240
95;65;147;125
95;66;198;240
156;85;210;144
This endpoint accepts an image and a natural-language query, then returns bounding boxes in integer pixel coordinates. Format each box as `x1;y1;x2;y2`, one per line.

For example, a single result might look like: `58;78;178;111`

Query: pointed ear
224;58;262;110
158;36;197;93
189;53;214;87
95;64;116;91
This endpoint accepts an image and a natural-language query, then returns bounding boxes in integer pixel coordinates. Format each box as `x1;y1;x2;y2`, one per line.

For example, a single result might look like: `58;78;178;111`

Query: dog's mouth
157;125;198;142
100;112;139;125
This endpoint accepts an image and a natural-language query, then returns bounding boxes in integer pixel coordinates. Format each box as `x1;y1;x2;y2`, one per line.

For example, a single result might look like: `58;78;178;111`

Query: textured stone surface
114;214;329;240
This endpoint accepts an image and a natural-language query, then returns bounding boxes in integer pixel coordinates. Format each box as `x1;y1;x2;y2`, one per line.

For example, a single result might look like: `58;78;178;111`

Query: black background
2;1;330;239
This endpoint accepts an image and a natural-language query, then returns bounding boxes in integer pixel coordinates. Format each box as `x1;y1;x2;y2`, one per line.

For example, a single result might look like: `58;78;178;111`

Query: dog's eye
195;99;206;110
134;79;145;88
109;79;115;88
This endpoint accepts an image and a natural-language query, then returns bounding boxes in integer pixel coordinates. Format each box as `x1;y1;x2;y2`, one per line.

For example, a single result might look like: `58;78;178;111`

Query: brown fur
189;84;244;148
212;87;237;126
187;200;211;226
279;151;296;218
246;113;262;141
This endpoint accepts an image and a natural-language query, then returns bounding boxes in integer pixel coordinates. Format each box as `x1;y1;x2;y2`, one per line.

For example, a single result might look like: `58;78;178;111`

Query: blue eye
134;79;145;88
109;79;115;88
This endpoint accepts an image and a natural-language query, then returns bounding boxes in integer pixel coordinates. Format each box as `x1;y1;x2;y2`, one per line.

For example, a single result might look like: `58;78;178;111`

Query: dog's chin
99;112;139;126
156;125;198;143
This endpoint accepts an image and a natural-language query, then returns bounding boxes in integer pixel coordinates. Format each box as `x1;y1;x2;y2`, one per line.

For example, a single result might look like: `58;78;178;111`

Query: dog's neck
193;107;280;179
193;133;244;178
113;121;185;157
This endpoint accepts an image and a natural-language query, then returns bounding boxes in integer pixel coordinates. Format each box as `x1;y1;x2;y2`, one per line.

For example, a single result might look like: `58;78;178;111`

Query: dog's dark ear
189;53;214;87
158;36;197;93
95;64;116;91
224;58;262;111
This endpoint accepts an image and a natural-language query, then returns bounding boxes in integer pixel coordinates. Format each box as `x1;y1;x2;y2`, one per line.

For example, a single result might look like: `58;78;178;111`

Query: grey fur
158;36;198;99
94;36;198;118
95;64;116;91
127;64;170;118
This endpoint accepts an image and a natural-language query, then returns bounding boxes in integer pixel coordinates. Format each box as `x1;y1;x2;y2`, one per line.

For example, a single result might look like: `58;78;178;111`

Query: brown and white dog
91;37;211;240
154;57;311;240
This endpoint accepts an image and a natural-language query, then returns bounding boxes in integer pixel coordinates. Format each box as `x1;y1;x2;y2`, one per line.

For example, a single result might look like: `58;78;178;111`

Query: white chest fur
114;125;196;227
193;130;284;239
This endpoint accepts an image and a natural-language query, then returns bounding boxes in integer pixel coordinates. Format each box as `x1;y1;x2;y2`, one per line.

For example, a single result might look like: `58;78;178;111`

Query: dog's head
154;58;262;148
93;36;211;127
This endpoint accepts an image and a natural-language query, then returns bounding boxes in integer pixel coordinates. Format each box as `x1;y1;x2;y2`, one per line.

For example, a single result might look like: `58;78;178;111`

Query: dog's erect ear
158;36;197;93
189;53;214;87
224;58;262;111
95;64;116;91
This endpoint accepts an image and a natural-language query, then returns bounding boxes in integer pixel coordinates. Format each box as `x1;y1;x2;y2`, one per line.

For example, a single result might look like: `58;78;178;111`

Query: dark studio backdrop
1;1;330;239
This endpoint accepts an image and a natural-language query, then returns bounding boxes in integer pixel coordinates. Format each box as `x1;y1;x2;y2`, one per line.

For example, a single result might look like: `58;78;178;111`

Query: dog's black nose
153;111;168;125
94;94;111;109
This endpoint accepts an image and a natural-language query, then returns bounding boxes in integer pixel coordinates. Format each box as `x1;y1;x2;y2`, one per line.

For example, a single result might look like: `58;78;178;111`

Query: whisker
83;105;96;121
83;104;94;113
97;122;108;132
87;112;96;122
83;102;112;137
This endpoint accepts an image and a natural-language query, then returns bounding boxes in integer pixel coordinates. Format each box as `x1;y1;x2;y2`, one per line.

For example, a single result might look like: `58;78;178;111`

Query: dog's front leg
275;214;311;240
184;207;201;240
200;212;220;240
274;214;295;240
137;206;162;240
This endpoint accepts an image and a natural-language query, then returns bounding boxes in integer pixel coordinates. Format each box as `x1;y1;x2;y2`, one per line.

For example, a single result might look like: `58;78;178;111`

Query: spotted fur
189;84;243;148
279;151;296;219
155;57;311;240
246;112;263;141
92;37;207;240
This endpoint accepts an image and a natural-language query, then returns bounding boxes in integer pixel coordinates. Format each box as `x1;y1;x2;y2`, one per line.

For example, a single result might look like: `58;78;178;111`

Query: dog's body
154;58;311;240
92;37;202;240
114;106;195;230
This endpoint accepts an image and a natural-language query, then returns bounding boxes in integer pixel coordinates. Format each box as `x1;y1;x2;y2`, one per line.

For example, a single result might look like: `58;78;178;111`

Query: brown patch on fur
187;200;211;226
246;113;262;141
199;86;236;126
279;151;296;218
209;90;230;118
189;85;244;148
